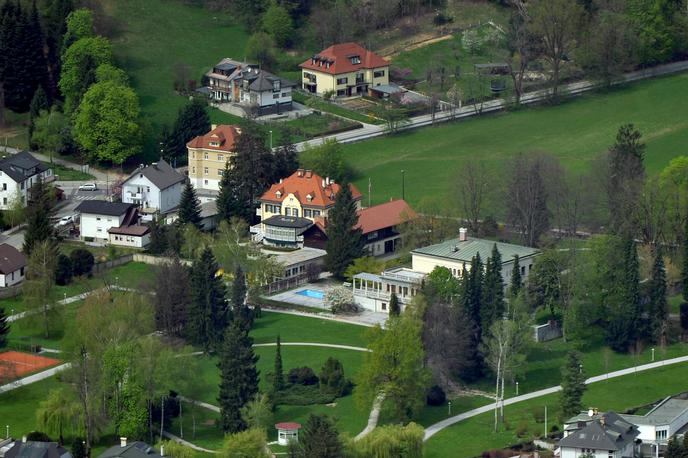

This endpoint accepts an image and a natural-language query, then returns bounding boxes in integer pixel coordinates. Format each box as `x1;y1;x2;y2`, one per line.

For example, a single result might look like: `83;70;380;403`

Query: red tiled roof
186;125;242;152
108;225;150;236
299;42;389;75
275;422;301;430
260;169;362;208
355;199;417;234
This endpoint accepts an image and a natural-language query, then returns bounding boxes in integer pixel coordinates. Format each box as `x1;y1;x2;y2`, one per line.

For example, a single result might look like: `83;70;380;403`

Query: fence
92;254;134;274
266;274;311;295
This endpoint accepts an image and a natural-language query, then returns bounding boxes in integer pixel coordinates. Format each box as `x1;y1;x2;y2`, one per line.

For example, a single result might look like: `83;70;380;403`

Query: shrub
426;385;446;406
348;423;424;458
70;248;94;276
433;12;453;26
531;406;546;423
515;419;529;437
680;303;688;333
26;431;51;442
276;384;337;405
288;366;318;385
54;254;73;285
325;286;359;314
319;357;348;397
71;438;87;458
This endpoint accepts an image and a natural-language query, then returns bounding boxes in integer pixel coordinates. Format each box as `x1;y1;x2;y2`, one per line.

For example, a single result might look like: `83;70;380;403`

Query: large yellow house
186;124;241;196
300;42;389;97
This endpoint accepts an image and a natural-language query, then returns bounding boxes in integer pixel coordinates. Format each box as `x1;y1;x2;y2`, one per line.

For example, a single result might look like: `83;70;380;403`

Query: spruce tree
389;292;400;316
232;265;251;331
29;86;50;141
217;321;260;434
298;414;343;458
510;254;522;298
459;256;485;381
177;181;202;228
170;99;211;160
216;161;239;222
273;335;284;392
559;351;586;419
481;244;504;328
0;307;10;349
23;178;55;255
683;216;688;303
648;246;668;344
187;247;228;352
665;437;682;458
325;183;364;278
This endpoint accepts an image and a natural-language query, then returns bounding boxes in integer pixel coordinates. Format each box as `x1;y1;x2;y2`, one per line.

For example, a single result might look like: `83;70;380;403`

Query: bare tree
529;0;585;99
453;162;491;233
506;7;541;105
507;154;551;247
636;177;668;246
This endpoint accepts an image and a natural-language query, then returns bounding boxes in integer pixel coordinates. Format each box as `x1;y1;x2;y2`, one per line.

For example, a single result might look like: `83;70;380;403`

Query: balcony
127;192;143;200
256;208;262;217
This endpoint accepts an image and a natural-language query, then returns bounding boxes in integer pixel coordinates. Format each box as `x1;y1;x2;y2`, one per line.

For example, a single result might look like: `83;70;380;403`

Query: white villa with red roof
300;42;389;97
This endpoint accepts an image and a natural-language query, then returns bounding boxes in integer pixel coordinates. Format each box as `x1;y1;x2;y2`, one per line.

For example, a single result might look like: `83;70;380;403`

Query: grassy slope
342;73;688;211
251;311;368;347
104;0;248;155
425;362;688;458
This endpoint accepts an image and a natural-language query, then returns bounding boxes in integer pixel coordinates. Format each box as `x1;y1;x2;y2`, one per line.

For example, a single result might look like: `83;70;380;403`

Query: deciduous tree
59;36;112;113
153;257;190;337
507;154;550;247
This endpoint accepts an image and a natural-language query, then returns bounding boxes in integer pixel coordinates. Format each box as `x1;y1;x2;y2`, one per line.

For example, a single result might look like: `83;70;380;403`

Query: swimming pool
296;289;325;300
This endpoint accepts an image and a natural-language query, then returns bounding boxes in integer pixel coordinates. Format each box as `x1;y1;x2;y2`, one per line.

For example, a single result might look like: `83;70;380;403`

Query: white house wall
412;253;536;284
109;233;150;248
0;168;53;210
81;213;125;241
0;268;24;287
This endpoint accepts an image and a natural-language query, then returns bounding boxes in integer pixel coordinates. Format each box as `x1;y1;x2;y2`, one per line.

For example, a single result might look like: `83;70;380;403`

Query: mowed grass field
424;362;688;458
102;0;248;152
344;72;688;212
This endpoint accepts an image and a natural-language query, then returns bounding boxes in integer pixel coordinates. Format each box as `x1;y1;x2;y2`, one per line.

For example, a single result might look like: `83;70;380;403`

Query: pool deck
270;287;330;310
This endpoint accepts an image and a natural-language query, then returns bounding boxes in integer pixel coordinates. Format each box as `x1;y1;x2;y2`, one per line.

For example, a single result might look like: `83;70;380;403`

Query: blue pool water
296;289;325;299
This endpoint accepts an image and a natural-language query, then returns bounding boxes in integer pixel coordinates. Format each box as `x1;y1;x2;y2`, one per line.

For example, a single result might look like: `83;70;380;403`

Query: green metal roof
411;237;539;263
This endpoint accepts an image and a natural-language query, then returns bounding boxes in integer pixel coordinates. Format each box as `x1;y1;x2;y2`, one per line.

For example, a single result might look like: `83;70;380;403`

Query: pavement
254;342;370;352
422;354;688;441
263;305;387;327
0;363;71;394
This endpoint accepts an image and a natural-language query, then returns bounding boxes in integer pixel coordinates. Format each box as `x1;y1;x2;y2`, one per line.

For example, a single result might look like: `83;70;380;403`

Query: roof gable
186;125;242;152
299;42;388;75
124;159;185;190
0;151;47;183
412;236;539;263
260;169;361;207
355;199;416;234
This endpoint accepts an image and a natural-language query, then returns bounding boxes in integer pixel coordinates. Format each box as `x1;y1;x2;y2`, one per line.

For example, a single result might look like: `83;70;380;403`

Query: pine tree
147;218;168;255
169;99;211;161
559;351;586;419
648;246;668;344
29;86;50;141
187;247;228;352
217;321;260;434
0;307;10;349
458;258;485;382
665;437;682;458
683;216;688;303
389;292;400;316
325;183;364;278
273;335;284;392
298;414;343;458
216;161;239;222
510;254;522;298
232;265;251;331
481;244;505;328
23;178;55;255
178;181;202;228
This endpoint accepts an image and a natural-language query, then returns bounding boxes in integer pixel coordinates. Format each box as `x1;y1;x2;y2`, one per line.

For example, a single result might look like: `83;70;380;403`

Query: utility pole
368;177;371;207
544;405;548;438
401;169;405;200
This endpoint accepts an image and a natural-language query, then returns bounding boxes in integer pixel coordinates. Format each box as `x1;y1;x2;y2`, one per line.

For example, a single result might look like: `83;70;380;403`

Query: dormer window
350;55;361;65
306;193;313;202
276;190;282;198
209;142;220;147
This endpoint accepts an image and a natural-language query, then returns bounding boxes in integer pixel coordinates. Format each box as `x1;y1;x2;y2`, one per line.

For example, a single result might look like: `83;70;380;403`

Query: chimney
459;227;467;242
160;445;164;457
600;416;606;427
322;179;326;188
325;177;330;186
588;408;594;417
120;437;127;448
22;436;27;443
211;124;217;130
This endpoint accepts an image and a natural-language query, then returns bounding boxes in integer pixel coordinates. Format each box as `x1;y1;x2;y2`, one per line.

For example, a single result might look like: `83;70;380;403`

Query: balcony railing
381;271;424;284
353;288;415;303
127;192;142;200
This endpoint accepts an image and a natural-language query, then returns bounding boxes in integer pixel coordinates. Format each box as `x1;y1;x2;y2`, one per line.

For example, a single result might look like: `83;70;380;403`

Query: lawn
250;311;369;347
341;72;688;215
292;92;381;124
0;376;64;436
424;362;688;458
103;0;249;159
45;162;95;181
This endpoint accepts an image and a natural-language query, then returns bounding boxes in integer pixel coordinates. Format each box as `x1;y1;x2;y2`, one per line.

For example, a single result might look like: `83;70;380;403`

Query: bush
426;385;446;406
288;366;318;385
325;286;359;315
276;384;337;405
433;12;453;26
319;357;348;396
680;303;688;332
531;406;546;423
70;248;94;276
54;254;73;285
26;431;52;442
348;423;424;458
515;419;529;437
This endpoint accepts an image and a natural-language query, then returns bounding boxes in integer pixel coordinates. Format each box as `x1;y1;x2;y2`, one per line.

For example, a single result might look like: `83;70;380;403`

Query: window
146;187;150;192
204;179;208;185
337;77;348;85
192;152;195;159
403;287;408;296
293;209;299;217
2;183;6;190
209;142;219;147
273;93;279;99
521;266;526;275
96;217;101;221
313;210;321;217
20;182;24;190
2;198;6;205
350;56;361;64
281;92;287;97
374;70;385;78
336;89;346;96
391;285;396;293
97;227;102;232
204;167;209;175
192;166;196;174
304;209;312;218
656;430;668;440
382;303;387;310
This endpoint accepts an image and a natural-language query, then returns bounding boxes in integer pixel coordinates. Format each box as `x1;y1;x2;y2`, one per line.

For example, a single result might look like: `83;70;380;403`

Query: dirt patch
385;34;454;58
0;351;61;379
202;419;215;427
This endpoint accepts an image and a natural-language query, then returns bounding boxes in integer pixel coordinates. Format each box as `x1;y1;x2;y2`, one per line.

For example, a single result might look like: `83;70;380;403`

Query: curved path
254;342;370;352
423;355;688;441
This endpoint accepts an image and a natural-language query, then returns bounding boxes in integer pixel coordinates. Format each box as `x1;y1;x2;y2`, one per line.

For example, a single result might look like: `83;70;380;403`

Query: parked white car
57;215;75;227
78;183;97;191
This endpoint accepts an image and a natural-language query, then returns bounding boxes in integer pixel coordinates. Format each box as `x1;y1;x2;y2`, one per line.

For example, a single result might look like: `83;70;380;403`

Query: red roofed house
299;42;389;97
187;124;242;197
254;169;362;248
303;199;416;256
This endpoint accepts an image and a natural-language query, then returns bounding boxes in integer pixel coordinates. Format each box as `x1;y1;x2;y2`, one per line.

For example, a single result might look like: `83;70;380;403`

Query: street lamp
516;381;519;396
63;292;67;303
651;348;655;362
6;425;9;439
579;364;583;374
448;400;452;416
269;130;273;150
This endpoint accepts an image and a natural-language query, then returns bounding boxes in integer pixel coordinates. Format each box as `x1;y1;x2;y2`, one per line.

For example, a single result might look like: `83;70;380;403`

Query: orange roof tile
260;169;361;208
355;199;416;234
186;125;242;152
299;42;389;75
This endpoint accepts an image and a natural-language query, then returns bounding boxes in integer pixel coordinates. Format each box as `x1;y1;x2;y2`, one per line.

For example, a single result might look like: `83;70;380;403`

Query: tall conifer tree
169;99;211;160
389;292;400;317
481;244;504;328
510;254;522;298
648;246;668;344
23;178;55;255
178;181;202;228
325;183;364;278
560;351;586;418
187;247;228;352
273;335;284;392
217;321;259;433
683;216;688;303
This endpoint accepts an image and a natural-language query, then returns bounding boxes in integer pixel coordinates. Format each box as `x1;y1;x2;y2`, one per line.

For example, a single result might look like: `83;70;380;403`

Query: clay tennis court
0;351;60;379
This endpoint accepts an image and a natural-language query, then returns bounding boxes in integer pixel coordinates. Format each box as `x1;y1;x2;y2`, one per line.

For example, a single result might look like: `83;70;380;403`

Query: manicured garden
342;72;688;212
424;362;688;458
